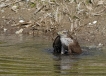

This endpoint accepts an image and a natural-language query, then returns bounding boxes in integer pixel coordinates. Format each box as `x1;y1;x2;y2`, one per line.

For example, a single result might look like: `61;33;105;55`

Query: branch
34;5;46;15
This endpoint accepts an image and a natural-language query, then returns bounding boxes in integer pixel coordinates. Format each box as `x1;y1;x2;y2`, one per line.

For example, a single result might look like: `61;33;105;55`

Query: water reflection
53;47;106;76
53;54;79;75
0;34;106;76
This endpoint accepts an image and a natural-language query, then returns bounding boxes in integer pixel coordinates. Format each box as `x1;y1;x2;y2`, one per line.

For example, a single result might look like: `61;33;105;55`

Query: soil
0;0;106;48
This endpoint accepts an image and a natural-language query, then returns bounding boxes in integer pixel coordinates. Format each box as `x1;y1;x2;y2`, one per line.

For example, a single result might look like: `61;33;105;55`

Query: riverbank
0;0;106;48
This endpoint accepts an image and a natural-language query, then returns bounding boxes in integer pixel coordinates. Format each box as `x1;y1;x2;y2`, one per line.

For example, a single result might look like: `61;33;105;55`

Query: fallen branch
34;5;46;15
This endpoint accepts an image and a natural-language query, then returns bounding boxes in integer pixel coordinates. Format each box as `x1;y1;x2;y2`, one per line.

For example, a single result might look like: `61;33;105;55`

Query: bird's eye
63;32;66;34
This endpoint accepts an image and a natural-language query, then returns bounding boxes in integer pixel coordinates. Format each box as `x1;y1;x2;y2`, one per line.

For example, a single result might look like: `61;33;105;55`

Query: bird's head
57;30;68;38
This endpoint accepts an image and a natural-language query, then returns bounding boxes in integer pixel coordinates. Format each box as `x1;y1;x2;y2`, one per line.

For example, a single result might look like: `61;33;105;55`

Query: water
0;34;106;76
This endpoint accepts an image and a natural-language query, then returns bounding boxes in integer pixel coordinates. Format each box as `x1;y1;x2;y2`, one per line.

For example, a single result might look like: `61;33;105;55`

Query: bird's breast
60;37;73;46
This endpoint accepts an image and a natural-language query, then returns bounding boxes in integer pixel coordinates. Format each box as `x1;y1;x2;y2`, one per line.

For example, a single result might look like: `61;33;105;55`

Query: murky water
0;34;106;76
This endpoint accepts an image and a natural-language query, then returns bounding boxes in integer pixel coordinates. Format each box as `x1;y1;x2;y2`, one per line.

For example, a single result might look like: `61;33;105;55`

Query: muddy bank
0;0;106;47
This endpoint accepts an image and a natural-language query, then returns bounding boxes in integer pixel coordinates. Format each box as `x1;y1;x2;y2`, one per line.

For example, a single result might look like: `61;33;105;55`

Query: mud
0;0;106;47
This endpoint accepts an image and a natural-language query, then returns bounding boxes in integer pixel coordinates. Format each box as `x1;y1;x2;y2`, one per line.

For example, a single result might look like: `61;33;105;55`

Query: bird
53;35;62;54
53;30;82;55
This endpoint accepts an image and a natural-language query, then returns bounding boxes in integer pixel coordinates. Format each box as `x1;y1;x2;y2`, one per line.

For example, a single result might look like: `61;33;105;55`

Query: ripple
0;35;106;76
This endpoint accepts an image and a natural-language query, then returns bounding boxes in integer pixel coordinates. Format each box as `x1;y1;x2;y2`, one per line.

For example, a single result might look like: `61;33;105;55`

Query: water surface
0;34;106;76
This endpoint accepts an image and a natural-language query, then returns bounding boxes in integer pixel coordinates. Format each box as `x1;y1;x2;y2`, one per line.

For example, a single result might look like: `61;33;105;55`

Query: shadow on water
0;34;106;76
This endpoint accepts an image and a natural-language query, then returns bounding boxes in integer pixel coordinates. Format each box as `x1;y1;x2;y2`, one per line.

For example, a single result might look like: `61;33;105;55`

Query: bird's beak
57;31;62;35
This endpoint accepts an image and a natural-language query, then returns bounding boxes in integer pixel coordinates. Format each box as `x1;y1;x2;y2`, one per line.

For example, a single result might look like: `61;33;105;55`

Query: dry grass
0;0;106;47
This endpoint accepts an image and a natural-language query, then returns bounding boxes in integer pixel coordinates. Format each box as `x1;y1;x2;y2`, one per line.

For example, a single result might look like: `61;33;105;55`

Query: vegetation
0;0;106;46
